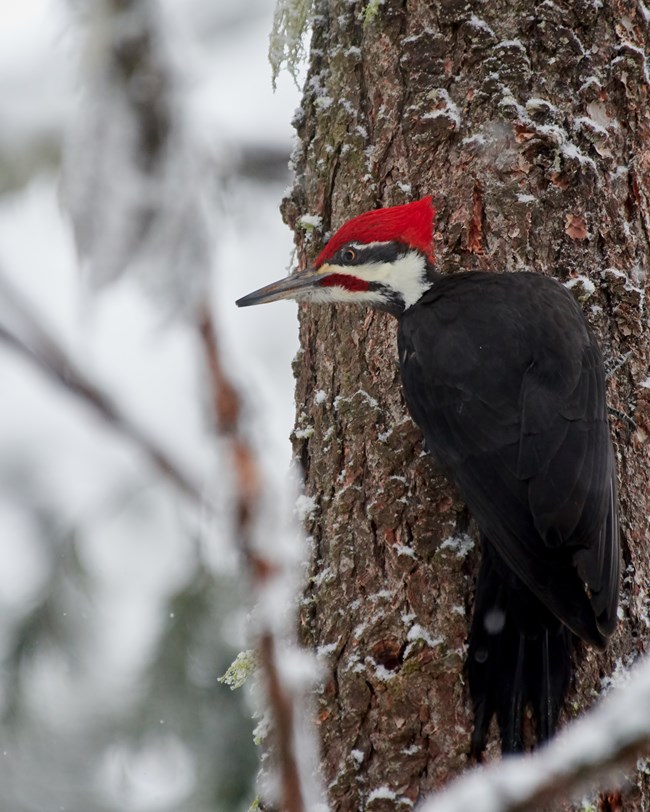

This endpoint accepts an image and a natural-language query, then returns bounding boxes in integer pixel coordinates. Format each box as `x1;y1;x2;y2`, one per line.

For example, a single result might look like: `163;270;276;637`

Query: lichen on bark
269;0;314;87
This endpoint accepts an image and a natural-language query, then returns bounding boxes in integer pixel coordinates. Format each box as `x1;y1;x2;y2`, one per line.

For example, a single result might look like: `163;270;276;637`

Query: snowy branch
0;271;204;505
197;304;323;812
420;655;650;812
61;3;322;807
63;0;210;314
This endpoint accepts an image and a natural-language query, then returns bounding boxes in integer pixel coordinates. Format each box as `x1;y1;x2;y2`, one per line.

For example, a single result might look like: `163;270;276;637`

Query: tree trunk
282;1;650;808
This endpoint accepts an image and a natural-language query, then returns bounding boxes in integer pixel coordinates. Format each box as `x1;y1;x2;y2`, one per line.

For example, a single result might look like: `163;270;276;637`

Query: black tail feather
468;539;573;756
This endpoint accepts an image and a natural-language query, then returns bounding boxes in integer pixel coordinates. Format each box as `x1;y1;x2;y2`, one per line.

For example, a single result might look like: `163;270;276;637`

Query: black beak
236;268;325;307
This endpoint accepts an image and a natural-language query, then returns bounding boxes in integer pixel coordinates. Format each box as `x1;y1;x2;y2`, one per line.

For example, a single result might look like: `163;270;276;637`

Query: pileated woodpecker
236;196;619;754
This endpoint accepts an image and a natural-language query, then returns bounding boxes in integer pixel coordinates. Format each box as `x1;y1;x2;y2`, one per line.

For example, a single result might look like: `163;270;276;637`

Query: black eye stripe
337;243;408;265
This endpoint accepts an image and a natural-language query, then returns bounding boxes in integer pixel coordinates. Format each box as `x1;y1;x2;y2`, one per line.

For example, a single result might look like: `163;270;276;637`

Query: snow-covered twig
197;304;322;812
63;0;210;315
419;655;650;812
0;271;203;505
62;3;322;805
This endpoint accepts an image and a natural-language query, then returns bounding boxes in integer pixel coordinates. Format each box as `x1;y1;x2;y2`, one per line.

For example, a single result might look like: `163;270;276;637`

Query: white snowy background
0;1;300;809
4;3;648;811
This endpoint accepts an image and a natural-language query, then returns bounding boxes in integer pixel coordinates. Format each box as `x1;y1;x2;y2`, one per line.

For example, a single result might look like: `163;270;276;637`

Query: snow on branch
62;3;323;805
0;269;203;504
420;655;650;812
197;305;325;812
63;0;211;315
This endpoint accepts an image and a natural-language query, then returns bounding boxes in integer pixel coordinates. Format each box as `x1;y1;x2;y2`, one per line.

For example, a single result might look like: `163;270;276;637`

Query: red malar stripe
319;274;369;292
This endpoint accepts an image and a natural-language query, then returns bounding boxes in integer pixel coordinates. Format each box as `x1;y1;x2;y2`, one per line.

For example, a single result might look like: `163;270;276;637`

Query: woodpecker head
236;197;436;316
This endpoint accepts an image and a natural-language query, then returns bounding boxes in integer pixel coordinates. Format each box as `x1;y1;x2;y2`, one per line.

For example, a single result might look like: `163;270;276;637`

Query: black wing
398;272;619;647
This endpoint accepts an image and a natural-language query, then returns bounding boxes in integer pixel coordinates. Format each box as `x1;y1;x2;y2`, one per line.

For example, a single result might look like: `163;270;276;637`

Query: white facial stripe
357;253;429;308
320;251;428;309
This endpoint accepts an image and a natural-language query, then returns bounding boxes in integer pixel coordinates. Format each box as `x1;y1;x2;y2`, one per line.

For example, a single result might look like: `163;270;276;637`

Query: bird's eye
342;247;357;263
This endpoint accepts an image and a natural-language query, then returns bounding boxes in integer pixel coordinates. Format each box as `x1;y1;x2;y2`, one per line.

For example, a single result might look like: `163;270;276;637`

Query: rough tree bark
281;1;650;809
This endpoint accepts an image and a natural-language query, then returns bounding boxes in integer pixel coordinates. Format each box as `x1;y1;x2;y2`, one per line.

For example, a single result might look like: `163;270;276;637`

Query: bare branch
63;0;211;314
197;303;320;812
0;273;204;506
420;656;650;812
61;0;319;804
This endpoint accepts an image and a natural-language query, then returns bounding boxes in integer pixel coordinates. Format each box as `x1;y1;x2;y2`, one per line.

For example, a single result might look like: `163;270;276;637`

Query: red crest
315;196;436;267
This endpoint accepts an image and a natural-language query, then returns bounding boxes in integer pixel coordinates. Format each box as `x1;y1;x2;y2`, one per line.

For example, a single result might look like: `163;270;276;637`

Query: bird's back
397;271;619;645
398;270;619;752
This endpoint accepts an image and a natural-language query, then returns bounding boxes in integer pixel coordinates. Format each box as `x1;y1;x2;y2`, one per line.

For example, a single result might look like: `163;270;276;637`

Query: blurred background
0;0;301;809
